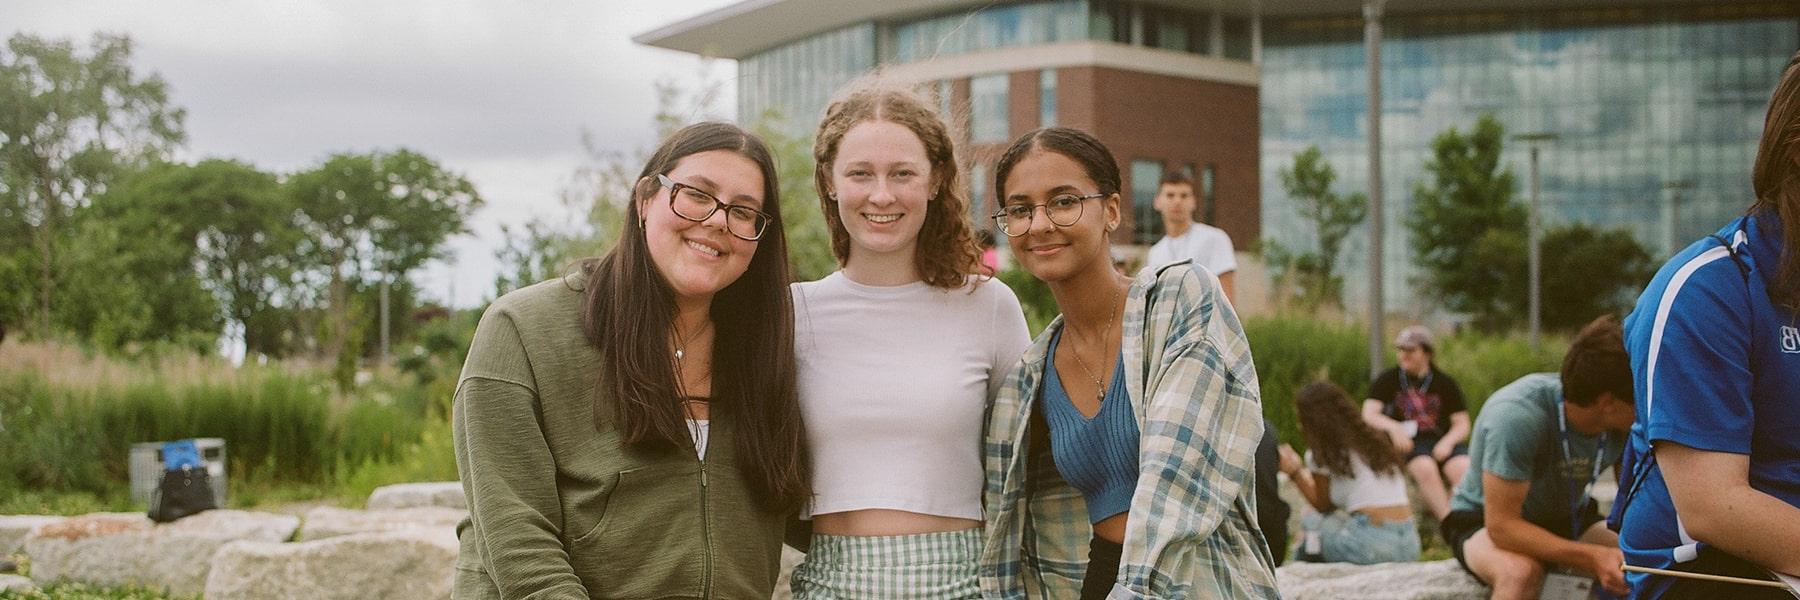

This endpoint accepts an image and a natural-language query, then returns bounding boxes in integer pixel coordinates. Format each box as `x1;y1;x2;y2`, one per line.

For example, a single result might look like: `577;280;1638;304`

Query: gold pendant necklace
1067;283;1123;403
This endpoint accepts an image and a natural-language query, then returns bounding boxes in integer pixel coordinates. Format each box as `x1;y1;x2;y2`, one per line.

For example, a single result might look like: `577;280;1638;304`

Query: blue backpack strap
162;439;203;470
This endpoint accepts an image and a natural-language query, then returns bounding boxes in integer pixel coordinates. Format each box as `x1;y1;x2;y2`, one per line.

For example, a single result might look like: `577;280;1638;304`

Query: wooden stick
1621;564;1790;589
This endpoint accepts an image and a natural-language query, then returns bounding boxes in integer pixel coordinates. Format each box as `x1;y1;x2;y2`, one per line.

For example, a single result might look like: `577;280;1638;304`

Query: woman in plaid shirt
979;127;1280;599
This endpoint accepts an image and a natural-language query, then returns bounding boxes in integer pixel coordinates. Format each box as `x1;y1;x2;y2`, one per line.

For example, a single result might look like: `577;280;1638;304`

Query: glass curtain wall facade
1259;4;1800;311
1132;159;1164;244
739;1;1256;138
738;24;877;131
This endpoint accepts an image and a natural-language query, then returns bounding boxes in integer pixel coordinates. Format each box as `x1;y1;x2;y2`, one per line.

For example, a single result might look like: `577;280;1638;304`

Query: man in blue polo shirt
1614;51;1800;599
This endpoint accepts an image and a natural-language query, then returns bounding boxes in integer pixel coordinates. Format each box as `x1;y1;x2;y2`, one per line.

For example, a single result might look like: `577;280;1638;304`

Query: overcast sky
3;0;742;308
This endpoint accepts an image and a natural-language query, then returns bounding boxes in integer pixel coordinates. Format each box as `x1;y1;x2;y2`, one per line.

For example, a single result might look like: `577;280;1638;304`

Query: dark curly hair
812;79;980;289
1295;381;1403;477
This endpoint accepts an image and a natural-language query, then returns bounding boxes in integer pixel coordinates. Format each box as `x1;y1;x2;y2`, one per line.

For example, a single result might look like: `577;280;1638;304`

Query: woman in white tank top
1279;381;1421;564
786;78;1032;599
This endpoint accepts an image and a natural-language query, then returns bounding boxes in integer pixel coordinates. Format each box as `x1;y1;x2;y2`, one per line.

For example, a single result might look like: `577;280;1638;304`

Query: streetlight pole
1365;0;1386;379
1513;132;1557;355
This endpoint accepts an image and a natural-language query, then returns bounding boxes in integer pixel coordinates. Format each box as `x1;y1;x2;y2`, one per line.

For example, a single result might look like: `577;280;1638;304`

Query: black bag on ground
149;440;216;523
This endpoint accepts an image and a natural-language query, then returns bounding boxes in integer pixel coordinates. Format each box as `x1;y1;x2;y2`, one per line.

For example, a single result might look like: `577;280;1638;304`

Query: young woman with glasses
786;80;1032;599
452;121;811;599
978;127;1279;599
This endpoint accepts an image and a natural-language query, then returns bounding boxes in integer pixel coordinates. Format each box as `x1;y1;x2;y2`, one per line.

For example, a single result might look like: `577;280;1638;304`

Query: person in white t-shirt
1144;171;1237;303
788;79;1032;599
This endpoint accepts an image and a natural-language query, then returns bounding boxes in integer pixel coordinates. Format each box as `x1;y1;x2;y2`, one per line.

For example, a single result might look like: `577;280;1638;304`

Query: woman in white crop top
787;79;1032;599
1278;381;1421;565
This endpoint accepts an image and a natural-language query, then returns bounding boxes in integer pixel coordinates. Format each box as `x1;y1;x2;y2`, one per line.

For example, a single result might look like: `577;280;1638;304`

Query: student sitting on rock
1281;381;1419;565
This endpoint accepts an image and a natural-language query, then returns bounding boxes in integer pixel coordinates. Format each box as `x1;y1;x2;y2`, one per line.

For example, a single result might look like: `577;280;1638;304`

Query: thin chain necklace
671;319;711;363
672;320;713;430
1066;282;1123;403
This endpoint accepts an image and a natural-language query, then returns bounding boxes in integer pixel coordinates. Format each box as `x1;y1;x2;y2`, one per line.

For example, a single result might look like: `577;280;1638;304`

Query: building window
969;163;990;232
1092;1;1132;44
1143;4;1205;53
940;79;954;116
1222;16;1253;60
971;74;1009;143
1200;164;1217;225
1132;159;1164;245
1039;69;1057;127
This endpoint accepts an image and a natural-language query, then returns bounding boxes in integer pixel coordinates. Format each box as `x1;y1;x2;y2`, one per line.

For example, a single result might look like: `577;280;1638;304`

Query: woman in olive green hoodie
453;121;812;599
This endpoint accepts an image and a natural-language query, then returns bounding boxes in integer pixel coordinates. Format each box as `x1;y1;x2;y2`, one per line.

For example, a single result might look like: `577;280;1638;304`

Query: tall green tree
288;149;482;378
51;208;219;352
1407;115;1655;330
92;159;303;356
0;33;186;338
750;110;836;282
1540;224;1655;329
1265;146;1367;308
1406;115;1526;329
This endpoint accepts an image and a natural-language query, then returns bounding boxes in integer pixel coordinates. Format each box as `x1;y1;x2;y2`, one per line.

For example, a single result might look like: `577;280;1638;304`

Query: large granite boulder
366;482;466;510
0;515;64;555
204;529;458;600
296;506;465;541
0;573;35;593
1277;559;1488;600
23;510;298;597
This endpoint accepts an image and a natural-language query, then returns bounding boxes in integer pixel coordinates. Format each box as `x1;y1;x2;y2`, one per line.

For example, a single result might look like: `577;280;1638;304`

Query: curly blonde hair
812;79;980;289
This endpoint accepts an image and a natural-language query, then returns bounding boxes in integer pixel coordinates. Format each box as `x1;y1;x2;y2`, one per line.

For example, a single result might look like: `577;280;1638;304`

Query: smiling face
639;149;765;305
829;120;933;266
1000;148;1120;284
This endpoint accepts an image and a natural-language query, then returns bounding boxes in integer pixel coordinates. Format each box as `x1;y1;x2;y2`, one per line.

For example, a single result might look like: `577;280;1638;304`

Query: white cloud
3;0;740;307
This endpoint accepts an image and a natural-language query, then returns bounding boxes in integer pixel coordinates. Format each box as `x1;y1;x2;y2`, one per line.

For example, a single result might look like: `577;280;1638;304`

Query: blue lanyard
1556;398;1608;539
1398;367;1433;393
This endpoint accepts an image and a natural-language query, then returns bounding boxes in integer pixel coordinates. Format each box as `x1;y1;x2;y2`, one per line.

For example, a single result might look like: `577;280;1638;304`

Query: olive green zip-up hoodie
452;276;785;600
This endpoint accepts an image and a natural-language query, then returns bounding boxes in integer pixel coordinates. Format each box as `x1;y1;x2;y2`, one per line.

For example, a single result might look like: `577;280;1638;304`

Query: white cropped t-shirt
1306;450;1410;512
792;272;1031;520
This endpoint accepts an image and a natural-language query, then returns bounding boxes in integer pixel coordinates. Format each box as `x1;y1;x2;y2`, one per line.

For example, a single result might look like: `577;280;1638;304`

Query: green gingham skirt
789;528;982;599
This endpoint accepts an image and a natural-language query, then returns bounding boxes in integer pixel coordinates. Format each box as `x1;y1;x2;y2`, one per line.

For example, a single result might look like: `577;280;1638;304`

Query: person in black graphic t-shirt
1362;325;1470;520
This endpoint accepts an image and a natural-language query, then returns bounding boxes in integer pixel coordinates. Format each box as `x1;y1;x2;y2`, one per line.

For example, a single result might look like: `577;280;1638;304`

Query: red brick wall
1077;67;1260;250
951;66;1259;249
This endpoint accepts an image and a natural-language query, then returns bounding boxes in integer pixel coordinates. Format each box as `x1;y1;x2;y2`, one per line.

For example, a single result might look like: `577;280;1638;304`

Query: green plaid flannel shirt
980;262;1280;599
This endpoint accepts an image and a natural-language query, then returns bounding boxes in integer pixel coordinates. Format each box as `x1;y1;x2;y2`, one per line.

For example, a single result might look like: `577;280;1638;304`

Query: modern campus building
638;0;1800;311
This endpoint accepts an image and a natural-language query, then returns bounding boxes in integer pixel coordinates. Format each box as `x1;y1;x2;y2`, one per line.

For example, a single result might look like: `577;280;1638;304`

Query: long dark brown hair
1295;381;1402;477
1751;49;1800;309
580;121;810;513
813;79;980;289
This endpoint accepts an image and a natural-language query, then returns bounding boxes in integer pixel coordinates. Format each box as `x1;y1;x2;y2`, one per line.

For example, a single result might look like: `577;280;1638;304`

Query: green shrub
1433;330;1567;417
996;266;1058;337
1244;313;1569;451
1243;314;1370;450
0;361;441;508
336;416;458;506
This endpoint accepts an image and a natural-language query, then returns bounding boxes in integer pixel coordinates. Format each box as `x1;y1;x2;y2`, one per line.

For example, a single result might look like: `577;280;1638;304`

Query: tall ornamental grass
1244;314;1568;450
0;342;434;509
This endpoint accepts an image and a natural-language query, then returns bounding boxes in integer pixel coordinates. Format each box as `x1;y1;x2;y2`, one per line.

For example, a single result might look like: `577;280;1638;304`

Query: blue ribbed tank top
1042;327;1140;524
